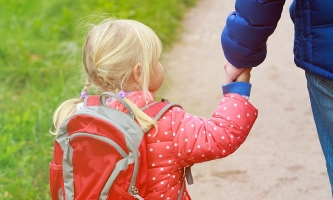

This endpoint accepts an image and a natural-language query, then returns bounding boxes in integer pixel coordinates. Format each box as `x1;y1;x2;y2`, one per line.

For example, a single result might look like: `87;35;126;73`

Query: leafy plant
0;0;196;199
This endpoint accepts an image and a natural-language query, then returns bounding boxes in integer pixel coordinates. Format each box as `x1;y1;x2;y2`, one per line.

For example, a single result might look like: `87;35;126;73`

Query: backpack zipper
63;136;70;160
63;133;128;160
130;186;144;200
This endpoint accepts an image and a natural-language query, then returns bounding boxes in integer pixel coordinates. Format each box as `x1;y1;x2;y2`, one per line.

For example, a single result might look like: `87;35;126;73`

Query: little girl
52;18;257;199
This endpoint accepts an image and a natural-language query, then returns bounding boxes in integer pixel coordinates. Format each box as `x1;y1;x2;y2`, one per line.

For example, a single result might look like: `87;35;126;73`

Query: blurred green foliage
0;0;196;198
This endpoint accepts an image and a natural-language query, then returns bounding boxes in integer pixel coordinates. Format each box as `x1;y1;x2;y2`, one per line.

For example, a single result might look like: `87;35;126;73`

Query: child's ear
133;63;142;83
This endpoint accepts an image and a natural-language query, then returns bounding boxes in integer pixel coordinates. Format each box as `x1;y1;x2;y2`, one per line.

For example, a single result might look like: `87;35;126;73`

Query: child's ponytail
52;80;91;133
122;97;157;133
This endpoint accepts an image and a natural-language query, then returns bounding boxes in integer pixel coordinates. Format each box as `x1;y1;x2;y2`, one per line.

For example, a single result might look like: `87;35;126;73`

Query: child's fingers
236;67;252;82
224;62;246;83
244;67;252;74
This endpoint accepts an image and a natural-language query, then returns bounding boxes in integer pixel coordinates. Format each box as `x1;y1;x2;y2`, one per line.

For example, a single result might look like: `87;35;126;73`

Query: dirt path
157;0;331;199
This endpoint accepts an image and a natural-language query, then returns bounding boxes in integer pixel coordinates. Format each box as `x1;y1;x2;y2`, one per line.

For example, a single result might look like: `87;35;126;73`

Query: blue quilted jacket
221;0;333;81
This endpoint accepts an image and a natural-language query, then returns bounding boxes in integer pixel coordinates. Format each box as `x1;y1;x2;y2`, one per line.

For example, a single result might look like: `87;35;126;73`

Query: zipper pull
130;186;144;200
63;136;70;160
132;195;144;200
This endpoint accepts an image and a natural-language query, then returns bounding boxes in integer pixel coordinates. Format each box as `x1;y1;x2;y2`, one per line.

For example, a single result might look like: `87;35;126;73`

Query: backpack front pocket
49;162;63;200
62;133;138;199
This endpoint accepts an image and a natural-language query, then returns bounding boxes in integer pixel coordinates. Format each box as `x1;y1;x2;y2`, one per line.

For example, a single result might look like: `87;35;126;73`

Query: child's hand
224;61;246;83
235;68;252;82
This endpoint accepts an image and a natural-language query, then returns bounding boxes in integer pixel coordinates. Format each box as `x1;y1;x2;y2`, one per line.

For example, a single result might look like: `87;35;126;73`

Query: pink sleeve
171;93;258;167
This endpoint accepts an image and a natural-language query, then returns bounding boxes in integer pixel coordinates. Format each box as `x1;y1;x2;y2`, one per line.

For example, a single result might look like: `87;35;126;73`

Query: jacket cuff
222;82;252;97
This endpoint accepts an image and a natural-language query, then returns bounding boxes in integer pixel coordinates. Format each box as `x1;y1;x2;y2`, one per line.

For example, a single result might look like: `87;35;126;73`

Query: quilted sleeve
221;0;286;68
171;94;258;167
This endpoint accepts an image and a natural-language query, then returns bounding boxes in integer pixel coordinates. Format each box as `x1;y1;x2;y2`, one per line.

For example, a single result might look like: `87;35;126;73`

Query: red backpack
49;92;179;200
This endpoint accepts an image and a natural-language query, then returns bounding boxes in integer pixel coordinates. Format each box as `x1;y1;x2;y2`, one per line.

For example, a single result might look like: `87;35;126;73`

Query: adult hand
224;61;247;83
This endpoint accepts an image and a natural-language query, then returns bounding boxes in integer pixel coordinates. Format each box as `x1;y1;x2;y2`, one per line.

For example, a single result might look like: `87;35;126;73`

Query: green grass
0;0;196;199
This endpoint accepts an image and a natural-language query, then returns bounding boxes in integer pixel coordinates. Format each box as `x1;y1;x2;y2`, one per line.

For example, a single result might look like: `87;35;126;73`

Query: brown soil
157;0;331;199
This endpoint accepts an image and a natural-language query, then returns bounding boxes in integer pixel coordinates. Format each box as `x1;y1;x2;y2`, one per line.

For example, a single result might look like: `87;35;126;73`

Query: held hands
236;68;251;82
224;61;252;83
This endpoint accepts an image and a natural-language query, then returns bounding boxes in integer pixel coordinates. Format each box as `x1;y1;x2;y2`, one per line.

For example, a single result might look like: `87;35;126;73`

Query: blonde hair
53;18;162;132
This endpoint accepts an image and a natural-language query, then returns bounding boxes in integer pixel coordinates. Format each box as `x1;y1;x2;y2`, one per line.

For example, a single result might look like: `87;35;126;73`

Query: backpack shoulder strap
84;92;135;119
141;100;182;121
83;95;100;107
83;96;182;121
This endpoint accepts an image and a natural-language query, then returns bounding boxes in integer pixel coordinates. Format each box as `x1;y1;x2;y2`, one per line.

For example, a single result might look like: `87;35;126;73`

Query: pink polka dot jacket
106;90;258;200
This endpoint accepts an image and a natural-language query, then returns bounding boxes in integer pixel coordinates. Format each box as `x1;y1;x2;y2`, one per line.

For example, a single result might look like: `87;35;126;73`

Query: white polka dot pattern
112;92;258;200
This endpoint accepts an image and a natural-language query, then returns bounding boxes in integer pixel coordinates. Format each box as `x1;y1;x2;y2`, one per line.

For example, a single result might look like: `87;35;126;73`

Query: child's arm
150;67;257;168
165;68;255;166
167;88;257;167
